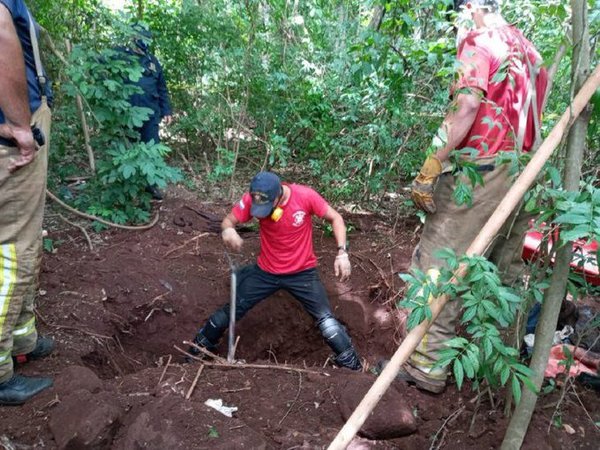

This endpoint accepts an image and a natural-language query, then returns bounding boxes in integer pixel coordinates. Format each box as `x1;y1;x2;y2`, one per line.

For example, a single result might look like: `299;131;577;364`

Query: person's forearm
434;93;481;162
0;9;32;130
331;215;347;249
221;215;237;231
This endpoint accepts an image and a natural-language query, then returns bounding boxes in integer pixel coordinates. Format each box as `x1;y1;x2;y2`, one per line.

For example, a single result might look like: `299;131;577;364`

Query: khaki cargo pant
0;100;51;383
406;155;532;383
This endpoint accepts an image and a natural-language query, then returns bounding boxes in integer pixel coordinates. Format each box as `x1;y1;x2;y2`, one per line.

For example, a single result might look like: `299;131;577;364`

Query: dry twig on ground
175;345;331;376
278;372;303;426
158;355;172;385
429;405;466;450
185;364;205;400
58;214;94;251
164;232;209;257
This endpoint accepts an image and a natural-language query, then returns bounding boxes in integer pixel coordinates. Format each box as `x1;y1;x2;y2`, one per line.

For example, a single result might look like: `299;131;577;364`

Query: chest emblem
292;211;306;227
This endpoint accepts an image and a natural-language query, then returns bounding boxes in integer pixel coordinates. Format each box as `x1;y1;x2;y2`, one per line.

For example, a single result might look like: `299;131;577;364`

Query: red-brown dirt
0;189;597;449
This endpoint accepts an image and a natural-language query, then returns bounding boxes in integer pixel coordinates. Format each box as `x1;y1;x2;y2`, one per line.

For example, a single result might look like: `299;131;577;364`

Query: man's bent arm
221;213;239;231
0;5;32;133
434;91;482;162
322;206;347;251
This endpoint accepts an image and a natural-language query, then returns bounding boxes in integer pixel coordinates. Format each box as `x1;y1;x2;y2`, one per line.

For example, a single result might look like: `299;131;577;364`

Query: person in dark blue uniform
122;24;173;200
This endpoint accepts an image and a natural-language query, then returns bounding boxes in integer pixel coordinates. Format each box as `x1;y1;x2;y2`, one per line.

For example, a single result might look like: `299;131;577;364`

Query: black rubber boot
333;347;363;371
186;329;218;362
13;336;54;364
146;184;164;200
0;374;53;406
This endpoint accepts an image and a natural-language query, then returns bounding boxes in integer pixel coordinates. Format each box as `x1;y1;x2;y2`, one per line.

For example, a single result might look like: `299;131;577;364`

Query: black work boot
13;336;54;364
0;374;53;406
333;347;363;371
145;184;164;201
186;329;218;362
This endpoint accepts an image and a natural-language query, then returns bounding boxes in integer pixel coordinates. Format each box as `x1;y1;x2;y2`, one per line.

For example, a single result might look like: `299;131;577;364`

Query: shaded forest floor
0;186;598;449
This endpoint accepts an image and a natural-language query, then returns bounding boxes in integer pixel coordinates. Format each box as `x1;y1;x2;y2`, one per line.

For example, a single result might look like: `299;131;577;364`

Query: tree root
46;189;159;230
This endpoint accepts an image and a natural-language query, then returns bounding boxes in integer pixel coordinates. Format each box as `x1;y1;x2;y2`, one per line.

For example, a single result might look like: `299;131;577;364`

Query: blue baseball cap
249;172;282;218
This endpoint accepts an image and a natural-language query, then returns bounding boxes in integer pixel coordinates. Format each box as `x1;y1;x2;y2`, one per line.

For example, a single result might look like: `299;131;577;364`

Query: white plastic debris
553;325;574;345
204;398;238;418
524;334;535;348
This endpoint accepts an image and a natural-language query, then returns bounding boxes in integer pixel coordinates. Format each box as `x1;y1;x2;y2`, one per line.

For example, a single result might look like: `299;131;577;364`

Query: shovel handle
227;269;237;363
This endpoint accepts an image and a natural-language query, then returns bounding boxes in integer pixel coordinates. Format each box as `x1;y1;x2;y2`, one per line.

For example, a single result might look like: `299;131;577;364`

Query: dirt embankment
1;193;597;449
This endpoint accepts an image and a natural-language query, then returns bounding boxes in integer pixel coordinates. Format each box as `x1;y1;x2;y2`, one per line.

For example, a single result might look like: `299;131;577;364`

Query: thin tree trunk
369;5;385;31
65;39;95;173
500;1;591;448
137;0;144;20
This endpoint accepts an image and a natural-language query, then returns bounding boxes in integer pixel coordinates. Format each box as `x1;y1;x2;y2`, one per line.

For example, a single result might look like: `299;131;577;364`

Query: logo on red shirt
292;211;306;227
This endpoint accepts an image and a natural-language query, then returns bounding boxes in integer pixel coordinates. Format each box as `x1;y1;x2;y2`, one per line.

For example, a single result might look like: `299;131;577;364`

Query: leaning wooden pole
327;63;600;450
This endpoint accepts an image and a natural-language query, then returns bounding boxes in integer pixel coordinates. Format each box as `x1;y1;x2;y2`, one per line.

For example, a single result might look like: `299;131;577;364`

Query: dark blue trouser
200;264;353;356
137;116;160;144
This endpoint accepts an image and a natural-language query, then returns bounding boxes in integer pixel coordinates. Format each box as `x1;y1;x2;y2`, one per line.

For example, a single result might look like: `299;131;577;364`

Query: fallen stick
58;214;93;251
278;372;303;427
186;364;205;400
51;324;112;340
232;335;241;359
184;340;227;364
328;63;600;450
174;345;331;376
430;405;466;450
158;355;172;385
163;232;209;257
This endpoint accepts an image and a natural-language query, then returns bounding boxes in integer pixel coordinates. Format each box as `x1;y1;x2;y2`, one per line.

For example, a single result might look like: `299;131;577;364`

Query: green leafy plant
43;238;55;254
399;249;537;400
50;31;182;224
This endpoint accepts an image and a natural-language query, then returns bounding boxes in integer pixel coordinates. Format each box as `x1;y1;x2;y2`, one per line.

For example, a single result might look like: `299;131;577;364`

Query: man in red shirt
188;171;362;370
387;0;548;392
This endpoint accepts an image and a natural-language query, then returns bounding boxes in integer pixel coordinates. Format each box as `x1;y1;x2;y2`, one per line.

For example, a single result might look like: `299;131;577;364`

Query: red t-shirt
453;25;548;156
231;183;329;274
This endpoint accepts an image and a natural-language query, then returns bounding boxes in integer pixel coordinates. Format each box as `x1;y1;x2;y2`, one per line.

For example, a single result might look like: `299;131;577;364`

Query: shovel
224;252;238;363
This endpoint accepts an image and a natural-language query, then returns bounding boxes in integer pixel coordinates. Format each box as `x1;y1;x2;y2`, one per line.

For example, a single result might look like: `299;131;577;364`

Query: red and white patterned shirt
453;25;548;156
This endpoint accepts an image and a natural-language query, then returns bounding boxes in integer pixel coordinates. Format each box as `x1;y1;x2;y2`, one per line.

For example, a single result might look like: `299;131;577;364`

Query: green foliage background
30;0;600;209
30;0;598;221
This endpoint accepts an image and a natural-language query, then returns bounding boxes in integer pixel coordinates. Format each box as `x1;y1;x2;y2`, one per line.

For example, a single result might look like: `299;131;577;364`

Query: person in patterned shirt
382;0;548;393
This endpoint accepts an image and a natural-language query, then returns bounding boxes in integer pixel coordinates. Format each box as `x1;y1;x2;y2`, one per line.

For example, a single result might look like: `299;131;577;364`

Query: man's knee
317;316;362;370
317;316;352;354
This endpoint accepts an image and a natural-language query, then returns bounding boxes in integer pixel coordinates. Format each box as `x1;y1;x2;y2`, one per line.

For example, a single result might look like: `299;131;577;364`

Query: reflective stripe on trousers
0;244;17;338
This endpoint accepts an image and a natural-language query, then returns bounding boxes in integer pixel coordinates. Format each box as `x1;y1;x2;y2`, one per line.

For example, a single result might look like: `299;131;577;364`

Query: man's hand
0;124;37;173
163;115;173;126
411;155;443;214
222;227;243;252
334;252;351;282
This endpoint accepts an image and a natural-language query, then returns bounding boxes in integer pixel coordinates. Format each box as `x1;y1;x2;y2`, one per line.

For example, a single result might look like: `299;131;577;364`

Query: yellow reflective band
0;244;17;338
13;316;36;336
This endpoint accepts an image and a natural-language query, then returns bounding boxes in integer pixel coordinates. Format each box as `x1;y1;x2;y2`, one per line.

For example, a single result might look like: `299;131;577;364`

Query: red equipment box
523;226;600;286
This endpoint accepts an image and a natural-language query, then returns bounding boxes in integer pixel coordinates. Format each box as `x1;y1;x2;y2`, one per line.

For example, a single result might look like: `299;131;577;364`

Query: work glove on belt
411;155;443;214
